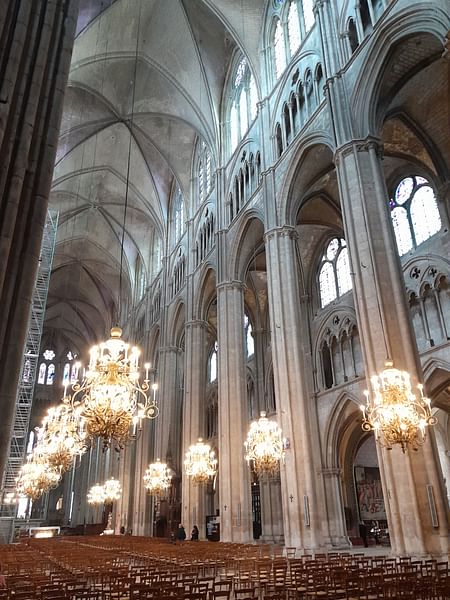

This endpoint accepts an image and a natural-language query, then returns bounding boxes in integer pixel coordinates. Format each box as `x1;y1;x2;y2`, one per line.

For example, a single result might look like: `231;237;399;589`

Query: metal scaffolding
0;210;58;517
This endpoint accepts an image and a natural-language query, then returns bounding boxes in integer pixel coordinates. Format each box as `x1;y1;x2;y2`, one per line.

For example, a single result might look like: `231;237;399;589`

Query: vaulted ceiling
47;0;266;354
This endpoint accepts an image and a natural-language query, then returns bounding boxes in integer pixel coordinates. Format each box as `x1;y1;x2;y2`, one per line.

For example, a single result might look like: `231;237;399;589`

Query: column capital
185;319;208;331
216;280;246;293
264;225;298;243
334;136;383;164
159;345;182;355
320;468;342;478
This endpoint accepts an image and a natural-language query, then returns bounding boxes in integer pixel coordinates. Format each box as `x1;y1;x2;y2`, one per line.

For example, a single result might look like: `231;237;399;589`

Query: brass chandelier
87;483;107;505
34;403;88;474
244;412;285;475
103;477;122;503
361;361;436;452
70;328;158;450
87;477;122;505
184;438;217;485
143;459;172;496
16;455;61;501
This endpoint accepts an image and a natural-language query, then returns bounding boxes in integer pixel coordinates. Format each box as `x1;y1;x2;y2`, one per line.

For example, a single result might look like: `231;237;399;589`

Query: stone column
155;346;182;467
335;138;449;556
182;319;209;537
321;468;350;547
0;0;79;487
216;281;252;542
264;226;327;551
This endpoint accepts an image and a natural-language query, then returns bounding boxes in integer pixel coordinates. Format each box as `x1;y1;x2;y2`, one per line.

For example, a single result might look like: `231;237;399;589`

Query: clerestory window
319;238;352;308
228;56;258;154
389;176;441;256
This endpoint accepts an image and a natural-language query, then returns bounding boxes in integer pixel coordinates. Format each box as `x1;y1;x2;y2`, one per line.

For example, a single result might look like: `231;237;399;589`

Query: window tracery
228;57;258;154
228;148;262;222
288;1;301;55
389;176;441;256
195;208;215;267
318;238;352;308
171;249;186;298
172;186;185;244
197;141;213;203
318;316;362;389
38;349;58;386
302;0;315;33
274;19;286;79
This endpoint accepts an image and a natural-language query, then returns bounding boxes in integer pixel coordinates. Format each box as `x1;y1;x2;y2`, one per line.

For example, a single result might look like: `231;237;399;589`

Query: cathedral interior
1;0;450;564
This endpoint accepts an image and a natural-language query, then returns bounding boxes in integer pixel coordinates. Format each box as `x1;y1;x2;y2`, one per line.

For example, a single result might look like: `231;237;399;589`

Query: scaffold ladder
0;210;58;514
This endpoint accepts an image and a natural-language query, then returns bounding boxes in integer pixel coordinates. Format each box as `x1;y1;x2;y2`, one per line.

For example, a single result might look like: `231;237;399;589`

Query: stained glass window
244;314;254;357
411;186;441;244
391;207;413;255
390;176;441;256
302;0;315;32
234;57;247;87
43;349;55;360
197;142;213;202
173;187;185;243
336;246;352;296
319;238;352;308
46;363;55;385
71;363;78;383
63;363;70;384
228;56;258;153
274;20;286;78
38;363;46;384
288;1;301;55
209;342;218;382
319;262;336;307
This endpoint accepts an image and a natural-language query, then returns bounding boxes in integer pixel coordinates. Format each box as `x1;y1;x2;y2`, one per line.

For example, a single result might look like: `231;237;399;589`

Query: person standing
190;525;199;541
175;524;186;542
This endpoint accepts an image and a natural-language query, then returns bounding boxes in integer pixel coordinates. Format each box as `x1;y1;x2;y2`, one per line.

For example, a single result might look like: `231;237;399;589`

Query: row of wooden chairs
0;537;448;600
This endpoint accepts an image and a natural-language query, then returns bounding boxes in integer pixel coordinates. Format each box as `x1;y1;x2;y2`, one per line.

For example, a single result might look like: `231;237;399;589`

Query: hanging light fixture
143;459;172;496
87;477;122;505
244;412;286;475
102;477;122;503
70;338;158;450
360;361;436;452
16;456;60;501
184;439;217;485
87;483;106;505
68;1;158;452
34;403;88;474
